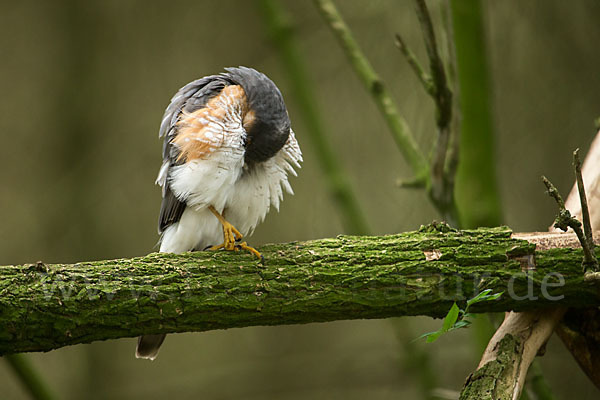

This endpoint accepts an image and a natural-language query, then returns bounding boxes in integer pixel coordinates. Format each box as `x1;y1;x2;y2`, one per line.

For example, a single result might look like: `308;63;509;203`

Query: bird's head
224;67;290;164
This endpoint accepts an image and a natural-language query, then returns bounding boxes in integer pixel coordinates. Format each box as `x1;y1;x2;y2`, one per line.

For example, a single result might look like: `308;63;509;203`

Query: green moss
0;227;597;355
460;334;521;400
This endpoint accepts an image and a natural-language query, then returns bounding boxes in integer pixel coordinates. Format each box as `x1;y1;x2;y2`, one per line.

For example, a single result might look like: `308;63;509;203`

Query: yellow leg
207;206;263;260
236;242;263;259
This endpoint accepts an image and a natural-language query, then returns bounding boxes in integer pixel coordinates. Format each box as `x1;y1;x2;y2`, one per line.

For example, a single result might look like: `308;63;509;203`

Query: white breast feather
168;102;247;211
159;111;302;253
225;129;302;236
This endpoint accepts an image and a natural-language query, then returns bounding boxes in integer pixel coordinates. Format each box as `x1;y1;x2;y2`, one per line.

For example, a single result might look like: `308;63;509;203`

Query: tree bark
555;133;600;389
1;225;597;356
460;309;565;400
461;134;600;399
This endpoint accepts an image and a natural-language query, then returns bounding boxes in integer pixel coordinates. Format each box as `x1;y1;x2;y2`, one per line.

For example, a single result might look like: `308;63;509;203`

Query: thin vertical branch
439;0;458;92
314;0;464;225
439;0;461;190
447;0;549;396
556;130;600;389
414;0;456;224
395;0;458;225
450;0;503;228
5;354;58;400
563;131;600;230
257;0;370;235
573;149;594;250
393;34;434;96
414;0;452;129
312;0;429;183
543;175;597;271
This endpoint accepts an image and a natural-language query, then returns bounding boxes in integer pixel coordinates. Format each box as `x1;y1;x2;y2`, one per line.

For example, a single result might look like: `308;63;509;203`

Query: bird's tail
135;334;166;360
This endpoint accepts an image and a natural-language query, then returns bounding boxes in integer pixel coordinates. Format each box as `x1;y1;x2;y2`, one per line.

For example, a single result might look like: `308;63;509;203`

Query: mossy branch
2;226;600;356
461;152;599;400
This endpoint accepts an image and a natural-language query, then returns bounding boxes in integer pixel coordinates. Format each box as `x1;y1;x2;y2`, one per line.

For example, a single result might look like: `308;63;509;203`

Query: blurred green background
1;0;599;398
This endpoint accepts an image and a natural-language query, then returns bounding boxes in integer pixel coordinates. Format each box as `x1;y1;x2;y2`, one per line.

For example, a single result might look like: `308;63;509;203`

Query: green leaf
414;329;442;343
425;331;444;343
485;291;504;301
466;289;492;307
449;320;471;330
442;303;460;332
416;291;504;343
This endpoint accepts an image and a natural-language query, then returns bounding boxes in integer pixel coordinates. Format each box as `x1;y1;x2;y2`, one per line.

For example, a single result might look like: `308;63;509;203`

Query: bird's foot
235;241;264;263
208;219;262;261
207;205;262;260
209;240;263;261
208;219;241;251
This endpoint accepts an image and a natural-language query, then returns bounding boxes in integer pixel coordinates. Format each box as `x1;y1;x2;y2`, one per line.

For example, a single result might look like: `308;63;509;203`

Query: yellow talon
236;241;263;261
208;206;263;260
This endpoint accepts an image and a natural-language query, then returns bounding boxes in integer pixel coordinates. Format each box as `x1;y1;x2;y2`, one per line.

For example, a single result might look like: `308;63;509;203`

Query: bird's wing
156;75;232;234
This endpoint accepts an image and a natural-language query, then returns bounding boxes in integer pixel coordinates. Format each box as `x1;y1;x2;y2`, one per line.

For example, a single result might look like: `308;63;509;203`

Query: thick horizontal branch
1;226;599;355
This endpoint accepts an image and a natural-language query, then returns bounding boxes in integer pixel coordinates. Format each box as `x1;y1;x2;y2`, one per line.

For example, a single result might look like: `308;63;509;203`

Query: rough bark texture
461;137;600;399
1;225;598;356
460;334;522;400
461;309;566;400
555;132;600;389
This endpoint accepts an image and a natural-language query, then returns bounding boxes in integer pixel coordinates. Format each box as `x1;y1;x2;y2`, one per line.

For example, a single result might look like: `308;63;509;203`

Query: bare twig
314;0;461;223
543;175;598;271
485;146;600;398
439;0;461;200
439;0;458;91
563;131;600;230
414;0;455;223
543;176;567;209
414;0;452;128
461;152;600;399
394;0;457;225
312;0;428;184
573;149;595;255
556;133;600;388
393;34;434;96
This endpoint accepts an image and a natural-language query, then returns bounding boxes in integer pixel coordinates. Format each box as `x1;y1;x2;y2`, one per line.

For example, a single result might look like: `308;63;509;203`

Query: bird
135;67;302;360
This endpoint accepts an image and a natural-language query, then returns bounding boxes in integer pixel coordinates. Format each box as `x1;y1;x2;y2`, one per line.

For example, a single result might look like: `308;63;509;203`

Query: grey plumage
156;76;229;234
137;67;294;361
155;67;290;234
224;67;290;163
